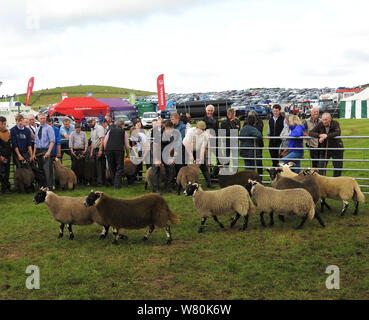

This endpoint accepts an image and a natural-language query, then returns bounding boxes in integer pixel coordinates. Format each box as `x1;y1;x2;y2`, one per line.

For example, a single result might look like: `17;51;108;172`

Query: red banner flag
157;74;166;111
25;77;35;106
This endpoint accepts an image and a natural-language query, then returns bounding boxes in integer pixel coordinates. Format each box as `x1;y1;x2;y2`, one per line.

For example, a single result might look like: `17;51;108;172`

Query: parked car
50;116;75;128
114;114;133;130
252;105;267;118
141;112;158;128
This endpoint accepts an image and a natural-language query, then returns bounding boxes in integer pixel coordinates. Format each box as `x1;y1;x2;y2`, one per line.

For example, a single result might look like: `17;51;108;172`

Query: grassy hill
0;85;155;109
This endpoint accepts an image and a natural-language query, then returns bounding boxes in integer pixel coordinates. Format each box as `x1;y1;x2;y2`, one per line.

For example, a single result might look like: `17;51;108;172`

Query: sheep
247;180;325;229
266;168;321;204
123;161;138;185
176;164;199;195
279;163;298;178
303;168;366;216
144;165;166;190
54;158;77;190
14;167;35;193
210;165;262;193
184;182;256;233
84;191;179;245
32;187;121;240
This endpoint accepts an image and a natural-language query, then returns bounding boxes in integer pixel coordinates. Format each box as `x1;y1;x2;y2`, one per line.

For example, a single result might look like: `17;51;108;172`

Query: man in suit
268;104;285;167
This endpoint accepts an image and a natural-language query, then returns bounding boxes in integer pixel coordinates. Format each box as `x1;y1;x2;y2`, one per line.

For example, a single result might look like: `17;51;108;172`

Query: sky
1;0;369;96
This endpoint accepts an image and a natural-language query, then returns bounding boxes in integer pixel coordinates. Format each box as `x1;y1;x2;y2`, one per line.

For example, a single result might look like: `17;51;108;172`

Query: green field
0;85;155;108
0;119;368;300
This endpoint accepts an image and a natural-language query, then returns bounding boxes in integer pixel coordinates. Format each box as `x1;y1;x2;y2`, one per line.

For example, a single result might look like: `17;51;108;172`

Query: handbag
280;149;290;157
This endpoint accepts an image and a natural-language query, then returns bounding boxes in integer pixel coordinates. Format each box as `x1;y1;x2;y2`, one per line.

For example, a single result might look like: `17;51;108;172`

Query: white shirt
182;127;209;151
131;132;150;153
90;124;105;149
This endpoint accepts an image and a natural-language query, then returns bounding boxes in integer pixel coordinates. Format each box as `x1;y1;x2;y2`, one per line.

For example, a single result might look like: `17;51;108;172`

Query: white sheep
248;180;325;229
303;169;366;216
184;182;256;233
33;187;124;240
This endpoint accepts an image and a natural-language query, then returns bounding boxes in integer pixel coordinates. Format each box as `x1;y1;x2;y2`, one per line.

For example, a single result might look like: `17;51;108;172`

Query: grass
0;85;155;108
0;119;368;300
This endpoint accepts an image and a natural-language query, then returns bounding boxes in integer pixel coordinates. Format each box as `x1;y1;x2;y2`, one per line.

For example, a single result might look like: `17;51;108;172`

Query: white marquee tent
340;88;369;119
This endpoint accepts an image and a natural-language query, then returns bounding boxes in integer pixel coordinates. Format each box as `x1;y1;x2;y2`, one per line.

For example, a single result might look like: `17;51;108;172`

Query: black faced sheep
33;187;119;240
303;169;366;216
176;164;200;195
84;191;179;245
248;180;325;229
54;158;77;190
184;182;256;233
266;168;321;204
210;165;262;192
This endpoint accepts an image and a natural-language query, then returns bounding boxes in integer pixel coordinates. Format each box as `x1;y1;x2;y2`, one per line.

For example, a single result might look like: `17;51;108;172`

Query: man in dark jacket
0;116;12;193
203;104;219;164
220;108;240;165
152;120;182;194
240;114;263;171
104;120;130;189
268;104;285;167
309;112;344;177
247;110;264;174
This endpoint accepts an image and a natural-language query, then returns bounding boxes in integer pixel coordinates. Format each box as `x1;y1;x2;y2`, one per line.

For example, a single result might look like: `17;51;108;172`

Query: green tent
135;101;154;117
340;88;369;119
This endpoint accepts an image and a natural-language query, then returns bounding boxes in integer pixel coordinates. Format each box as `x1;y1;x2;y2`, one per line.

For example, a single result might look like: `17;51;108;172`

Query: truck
318;93;340;118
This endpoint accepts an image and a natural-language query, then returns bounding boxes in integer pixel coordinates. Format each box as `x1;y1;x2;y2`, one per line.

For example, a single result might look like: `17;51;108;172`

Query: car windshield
143;113;157;118
116;116;128;121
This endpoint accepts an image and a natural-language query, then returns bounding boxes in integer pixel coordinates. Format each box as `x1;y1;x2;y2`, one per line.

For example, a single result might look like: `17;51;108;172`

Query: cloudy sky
1;0;369;95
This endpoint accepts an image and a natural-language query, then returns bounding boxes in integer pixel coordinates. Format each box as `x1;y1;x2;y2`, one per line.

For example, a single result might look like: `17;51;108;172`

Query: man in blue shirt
34;113;55;189
47;118;61;159
59;118;74;158
10;114;34;168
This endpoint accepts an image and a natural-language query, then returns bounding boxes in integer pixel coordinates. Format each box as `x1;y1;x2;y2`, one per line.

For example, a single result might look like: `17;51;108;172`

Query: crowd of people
0;104;344;194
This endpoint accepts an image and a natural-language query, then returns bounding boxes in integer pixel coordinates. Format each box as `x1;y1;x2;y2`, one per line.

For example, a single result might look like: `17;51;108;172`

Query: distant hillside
0;85;155;108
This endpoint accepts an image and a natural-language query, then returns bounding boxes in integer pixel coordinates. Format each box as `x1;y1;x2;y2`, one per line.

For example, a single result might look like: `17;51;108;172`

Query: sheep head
84;190;103;207
33;187;49;205
183;182;199;196
247;179;258;195
265;167;282;181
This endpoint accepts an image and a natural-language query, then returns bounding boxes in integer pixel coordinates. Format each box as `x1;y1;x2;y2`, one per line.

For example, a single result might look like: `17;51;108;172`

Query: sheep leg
58;223;65;239
67;224;74;240
314;213;325;228
230;213;241;228
112;228;119;245
353;200;359;216
99;225;110;240
260;212;266;228
296;216;308;229
143;224;155;241
278;215;285;223
198;217;207;233
321;198;331;212
213;216;225;229
165;225;172;245
269;212;274;227
340;201;349;216
240;215;248;231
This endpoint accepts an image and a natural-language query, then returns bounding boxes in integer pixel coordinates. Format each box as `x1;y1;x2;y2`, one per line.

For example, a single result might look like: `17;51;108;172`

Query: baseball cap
196;121;206;130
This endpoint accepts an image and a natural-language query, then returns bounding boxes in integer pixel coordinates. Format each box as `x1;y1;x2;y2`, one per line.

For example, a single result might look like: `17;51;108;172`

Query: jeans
280;151;304;173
